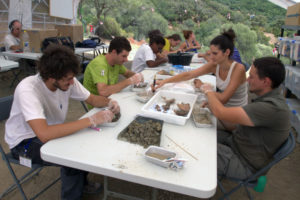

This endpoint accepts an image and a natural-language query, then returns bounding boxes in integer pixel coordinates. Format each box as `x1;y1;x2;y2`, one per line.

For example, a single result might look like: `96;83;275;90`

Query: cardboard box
22;29;58;53
55;24;83;43
285;3;300;26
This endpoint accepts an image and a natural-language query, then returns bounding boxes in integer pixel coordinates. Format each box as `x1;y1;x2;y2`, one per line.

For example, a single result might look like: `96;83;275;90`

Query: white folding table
40;70;217;199
2;44;110;61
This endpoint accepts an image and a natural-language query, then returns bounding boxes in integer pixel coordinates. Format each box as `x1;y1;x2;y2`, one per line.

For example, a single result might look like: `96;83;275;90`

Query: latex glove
154;79;165;90
88;110;114;126
108;99;120;114
200;83;214;94
129;73;144;85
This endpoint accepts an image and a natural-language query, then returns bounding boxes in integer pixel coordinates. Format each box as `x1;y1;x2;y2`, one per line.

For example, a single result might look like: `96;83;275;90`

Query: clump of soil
133;82;148;88
174;103;190;116
112;112;121;122
117;117;163;148
193;79;203;89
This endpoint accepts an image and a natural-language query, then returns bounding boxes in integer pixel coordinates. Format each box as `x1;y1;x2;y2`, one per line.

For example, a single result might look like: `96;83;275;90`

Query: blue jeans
11;137;87;200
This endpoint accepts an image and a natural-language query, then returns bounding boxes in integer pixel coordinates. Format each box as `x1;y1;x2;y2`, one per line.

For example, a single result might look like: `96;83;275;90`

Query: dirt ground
0;67;299;200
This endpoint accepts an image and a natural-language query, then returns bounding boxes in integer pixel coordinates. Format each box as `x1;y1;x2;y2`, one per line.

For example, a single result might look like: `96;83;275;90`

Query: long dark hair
210;28;236;57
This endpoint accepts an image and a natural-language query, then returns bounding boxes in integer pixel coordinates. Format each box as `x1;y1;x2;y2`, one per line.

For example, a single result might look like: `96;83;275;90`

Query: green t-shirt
233;88;290;171
83;55;127;95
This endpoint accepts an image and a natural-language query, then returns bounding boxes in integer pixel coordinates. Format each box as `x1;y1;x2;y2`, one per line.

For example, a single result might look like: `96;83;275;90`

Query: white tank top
216;61;248;107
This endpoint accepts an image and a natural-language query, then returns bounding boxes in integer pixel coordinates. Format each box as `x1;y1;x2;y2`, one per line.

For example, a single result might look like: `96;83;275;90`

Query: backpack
41;36;74;52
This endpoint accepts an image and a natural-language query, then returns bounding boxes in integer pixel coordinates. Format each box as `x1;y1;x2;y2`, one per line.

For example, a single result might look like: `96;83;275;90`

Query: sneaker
83;182;103;194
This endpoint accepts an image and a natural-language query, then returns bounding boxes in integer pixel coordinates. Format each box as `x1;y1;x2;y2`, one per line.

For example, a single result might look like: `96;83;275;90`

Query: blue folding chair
0;95;60;200
218;132;296;200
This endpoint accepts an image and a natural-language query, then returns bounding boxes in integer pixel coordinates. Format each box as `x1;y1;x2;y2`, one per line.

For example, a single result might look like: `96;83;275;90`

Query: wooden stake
165;135;198;160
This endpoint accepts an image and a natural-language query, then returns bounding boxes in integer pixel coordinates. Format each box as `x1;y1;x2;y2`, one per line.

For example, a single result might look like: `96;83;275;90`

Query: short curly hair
38;44;79;80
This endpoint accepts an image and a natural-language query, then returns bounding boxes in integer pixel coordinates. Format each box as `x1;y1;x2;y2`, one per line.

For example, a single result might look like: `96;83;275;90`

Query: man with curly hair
5;44;120;199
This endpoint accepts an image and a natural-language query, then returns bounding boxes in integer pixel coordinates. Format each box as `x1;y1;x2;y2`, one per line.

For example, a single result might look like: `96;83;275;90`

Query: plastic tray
192;106;213;128
136;91;154;103
141;90;197;125
145;146;176;168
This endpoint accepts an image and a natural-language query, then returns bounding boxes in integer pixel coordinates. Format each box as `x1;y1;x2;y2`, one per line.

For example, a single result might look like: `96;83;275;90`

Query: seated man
5;44;120;200
201;57;290;179
4;19;36;74
132;35;168;73
4;19;22;52
83;36;143;99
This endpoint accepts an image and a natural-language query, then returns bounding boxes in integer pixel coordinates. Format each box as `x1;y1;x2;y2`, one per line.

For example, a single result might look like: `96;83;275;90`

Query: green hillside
79;0;288;63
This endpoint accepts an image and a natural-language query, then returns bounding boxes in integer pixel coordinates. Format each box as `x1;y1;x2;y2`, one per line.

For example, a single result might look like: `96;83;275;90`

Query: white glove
129;73;144;85
108;99;120;114
88;110;114;126
200;83;214;94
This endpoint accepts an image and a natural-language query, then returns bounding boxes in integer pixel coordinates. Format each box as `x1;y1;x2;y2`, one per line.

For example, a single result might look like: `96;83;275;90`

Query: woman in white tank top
155;28;248;130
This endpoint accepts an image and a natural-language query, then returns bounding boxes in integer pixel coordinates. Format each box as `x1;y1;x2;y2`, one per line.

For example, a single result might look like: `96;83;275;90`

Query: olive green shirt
83;55;127;96
233;88;290;171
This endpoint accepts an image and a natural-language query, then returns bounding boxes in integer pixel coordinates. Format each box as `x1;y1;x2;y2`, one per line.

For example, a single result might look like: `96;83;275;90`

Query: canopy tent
267;0;297;9
0;0;81;44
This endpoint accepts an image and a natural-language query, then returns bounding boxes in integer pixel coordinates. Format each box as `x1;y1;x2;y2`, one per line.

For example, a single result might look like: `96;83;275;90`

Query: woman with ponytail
155;28;248;130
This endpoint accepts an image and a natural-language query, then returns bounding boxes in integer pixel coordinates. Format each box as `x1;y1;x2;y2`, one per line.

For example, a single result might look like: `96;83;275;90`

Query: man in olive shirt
83;37;143;99
201;57;290;179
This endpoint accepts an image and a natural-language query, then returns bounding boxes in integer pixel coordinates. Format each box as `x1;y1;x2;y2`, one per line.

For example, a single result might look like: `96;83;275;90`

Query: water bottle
254;176;267;192
22;30;30;52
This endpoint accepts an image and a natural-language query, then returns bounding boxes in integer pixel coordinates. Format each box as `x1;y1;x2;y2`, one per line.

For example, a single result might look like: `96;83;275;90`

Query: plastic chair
0;95;60;200
218;132;296;200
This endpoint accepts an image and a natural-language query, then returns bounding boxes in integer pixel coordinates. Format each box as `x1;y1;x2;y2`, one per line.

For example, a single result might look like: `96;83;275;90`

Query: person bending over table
162;34;182;55
156;28;248;131
200;57;290;180
5;44;120;200
132;35;168;73
179;30;201;53
84;37;143;101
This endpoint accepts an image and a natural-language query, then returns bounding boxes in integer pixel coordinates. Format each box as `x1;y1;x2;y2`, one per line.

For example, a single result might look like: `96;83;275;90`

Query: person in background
5;44;120;200
200;57;290;179
84;37;143;101
180;30;201;53
162;34;182;55
132;34;168;73
155;28;248;131
4;19;36;74
4;19;22;52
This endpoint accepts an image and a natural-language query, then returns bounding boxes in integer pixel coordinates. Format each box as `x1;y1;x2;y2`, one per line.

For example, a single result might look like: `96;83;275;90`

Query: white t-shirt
4;33;21;61
132;44;156;73
4;33;20;51
5;74;90;149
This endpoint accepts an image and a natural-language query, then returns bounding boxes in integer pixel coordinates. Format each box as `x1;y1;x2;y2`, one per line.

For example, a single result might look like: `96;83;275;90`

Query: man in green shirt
201;57;290;179
84;37;143;98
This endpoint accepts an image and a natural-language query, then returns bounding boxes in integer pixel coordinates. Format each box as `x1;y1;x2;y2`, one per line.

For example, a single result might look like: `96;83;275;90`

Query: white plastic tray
136;90;154;103
192;106;213;128
145;146;176;168
141;90;197;125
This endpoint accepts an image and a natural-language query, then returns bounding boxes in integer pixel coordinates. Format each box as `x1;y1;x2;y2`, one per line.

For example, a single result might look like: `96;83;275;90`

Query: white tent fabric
9;0;32;29
267;0;296;9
